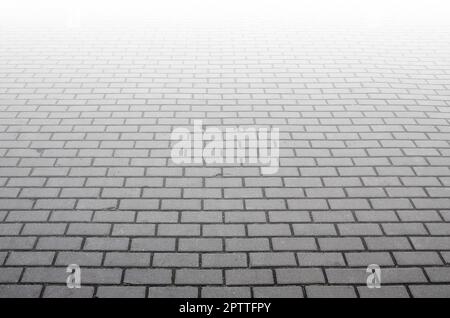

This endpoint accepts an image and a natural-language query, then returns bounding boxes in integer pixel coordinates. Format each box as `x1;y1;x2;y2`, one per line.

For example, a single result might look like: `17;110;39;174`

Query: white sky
0;0;450;27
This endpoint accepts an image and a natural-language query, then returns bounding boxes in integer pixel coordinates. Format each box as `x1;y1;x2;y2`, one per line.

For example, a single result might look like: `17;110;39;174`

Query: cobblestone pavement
1;23;450;298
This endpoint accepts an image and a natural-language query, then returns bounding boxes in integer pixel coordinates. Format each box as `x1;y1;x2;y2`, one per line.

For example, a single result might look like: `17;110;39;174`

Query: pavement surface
0;23;450;298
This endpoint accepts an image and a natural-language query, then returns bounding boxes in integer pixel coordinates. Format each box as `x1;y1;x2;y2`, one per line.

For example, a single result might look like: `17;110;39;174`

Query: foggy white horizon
1;0;450;28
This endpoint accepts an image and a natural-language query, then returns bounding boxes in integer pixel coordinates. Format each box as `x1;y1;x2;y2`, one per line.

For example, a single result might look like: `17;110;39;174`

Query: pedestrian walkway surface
1;23;450;298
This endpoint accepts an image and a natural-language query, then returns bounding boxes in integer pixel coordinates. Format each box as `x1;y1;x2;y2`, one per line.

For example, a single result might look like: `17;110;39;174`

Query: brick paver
1;22;450;298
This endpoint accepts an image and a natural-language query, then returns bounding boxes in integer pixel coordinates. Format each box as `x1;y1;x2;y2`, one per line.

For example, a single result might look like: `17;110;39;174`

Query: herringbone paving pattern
1;24;450;297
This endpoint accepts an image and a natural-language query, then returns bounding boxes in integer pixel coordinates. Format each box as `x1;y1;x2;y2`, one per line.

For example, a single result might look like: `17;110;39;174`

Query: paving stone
293;224;336;236
204;199;243;210
153;253;199;267
0;285;42;298
201;253;247;268
0;223;22;235
248;224;291;236
55;252;103;266
398;210;441;222
318;238;364;251
344;251;394;267
312;210;355;222
96;286;146;298
411;237;450;250
104;252;151;267
306;286;357;298
22;223;67;235
426;223;450;235
203;224;246;237
176;269;223;285
35;199;76;210
272;238;317;251
226;269;274;285
84;238;129;251
0;199;34;209
355;210;398;222
93;211;135;222
112;224;155;236
425;268;450;283
60;188;100;198
131;238;176;251
329;199;371;210
22;267;70;284
148;287;198;298
0;252;7;265
381;268;428;284
162;199;201;210
326;268;370;285
201;287;251;298
394;252;443;266
6;251;55;266
137;211;179;223
382;223;427;235
0;237;36;250
78;199;117;210
268;211;310;222
225;238;270;251
287;199;328;210
67;223;111;236
186;188;222;198
124;269;172;284
49;210;92;222
119;199;158;210
410;285;450;298
179;238;223;252
224;211;267;223
250;252;297;267
253;286;304;298
338;224;382;236
371;199;413;210
158;224;200;236
79;268;123;284
43;286;95;298
276;268;325;284
357;286;409;298
441;252;450;264
245;199;286;210
297;252;346;267
0;268;23;283
181;211;222;223
365;237;412;250
413;199;450;209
